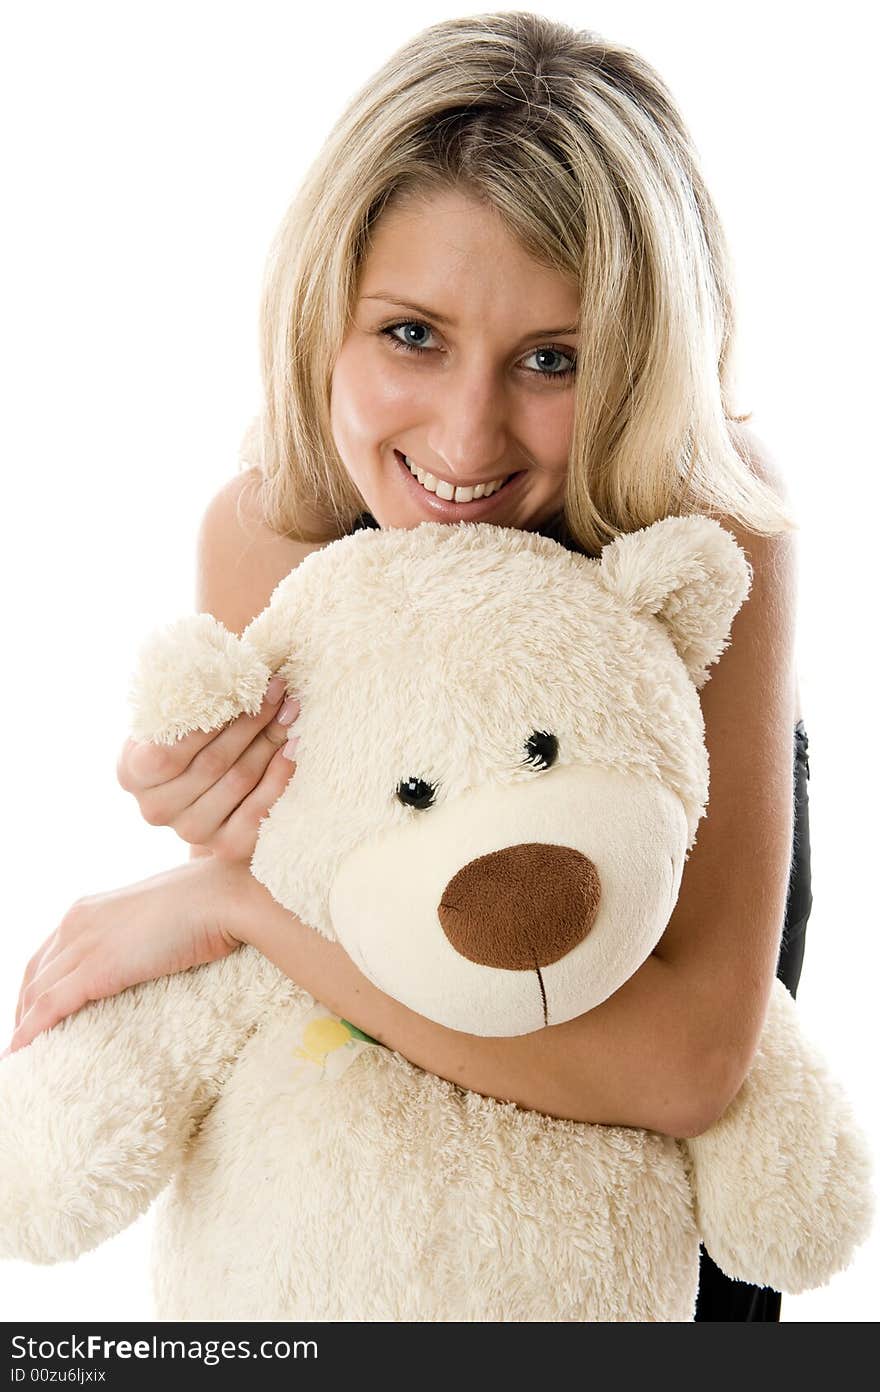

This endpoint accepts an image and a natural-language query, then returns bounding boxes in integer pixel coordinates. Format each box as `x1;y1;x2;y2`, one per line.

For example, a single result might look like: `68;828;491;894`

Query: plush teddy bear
0;517;872;1321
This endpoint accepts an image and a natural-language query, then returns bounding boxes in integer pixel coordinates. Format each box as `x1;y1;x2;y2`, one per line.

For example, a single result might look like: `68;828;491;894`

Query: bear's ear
596;515;752;688
240;566;312;671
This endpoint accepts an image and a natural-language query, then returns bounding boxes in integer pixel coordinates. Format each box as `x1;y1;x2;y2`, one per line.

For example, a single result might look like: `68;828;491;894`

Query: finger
182;681;298;781
135;688;296;829
10;964;94;1053
119;674;288;793
212;746;298;861
15;938;61;1029
15;901;93;1026
260;695;302;751
16;944;83;1027
167;720;296;846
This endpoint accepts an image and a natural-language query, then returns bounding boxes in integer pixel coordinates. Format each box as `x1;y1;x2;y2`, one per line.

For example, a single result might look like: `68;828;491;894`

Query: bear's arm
0;945;298;1264
682;977;873;1293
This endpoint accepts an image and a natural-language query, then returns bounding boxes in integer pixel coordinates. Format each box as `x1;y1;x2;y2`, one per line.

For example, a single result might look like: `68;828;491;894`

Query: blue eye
380;321;577;381
521;347;576;378
384;322;435;352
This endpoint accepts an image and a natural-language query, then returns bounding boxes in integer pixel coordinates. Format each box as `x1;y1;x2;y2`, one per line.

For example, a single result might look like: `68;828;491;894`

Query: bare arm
223;868;709;1133
192;445;796;1138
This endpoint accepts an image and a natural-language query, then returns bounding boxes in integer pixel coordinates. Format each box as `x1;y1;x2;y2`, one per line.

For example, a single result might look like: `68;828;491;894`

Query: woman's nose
425;365;510;479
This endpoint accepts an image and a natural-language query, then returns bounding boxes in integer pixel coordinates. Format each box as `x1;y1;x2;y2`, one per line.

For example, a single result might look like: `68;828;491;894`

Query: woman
9;11;808;1320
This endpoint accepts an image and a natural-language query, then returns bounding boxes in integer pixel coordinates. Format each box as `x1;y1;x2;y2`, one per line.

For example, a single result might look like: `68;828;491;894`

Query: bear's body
1;519;872;1320
152;980;696;1322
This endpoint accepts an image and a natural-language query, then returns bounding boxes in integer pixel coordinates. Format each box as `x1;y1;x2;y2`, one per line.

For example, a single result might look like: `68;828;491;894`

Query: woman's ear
594;515;752;688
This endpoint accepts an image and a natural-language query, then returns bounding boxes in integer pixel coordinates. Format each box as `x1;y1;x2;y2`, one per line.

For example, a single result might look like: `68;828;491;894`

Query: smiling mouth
395;450;518;503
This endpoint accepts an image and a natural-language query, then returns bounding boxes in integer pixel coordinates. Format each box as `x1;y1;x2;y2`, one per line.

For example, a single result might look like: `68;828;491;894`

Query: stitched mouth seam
535;963;548;1027
439;902;550;1025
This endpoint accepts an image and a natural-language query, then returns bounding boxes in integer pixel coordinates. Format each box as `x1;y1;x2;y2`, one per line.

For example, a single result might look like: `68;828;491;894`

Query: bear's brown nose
437;843;601;971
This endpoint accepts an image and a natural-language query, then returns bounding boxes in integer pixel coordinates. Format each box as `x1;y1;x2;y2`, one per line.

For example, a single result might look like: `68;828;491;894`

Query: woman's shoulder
196;468;331;635
726;418;790;502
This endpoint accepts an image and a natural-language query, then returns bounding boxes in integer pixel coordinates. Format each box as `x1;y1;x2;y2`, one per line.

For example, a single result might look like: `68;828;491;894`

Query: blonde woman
9;12;809;1321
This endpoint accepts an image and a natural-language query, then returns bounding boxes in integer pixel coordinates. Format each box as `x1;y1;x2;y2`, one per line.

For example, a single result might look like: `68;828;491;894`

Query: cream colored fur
0;517;872;1320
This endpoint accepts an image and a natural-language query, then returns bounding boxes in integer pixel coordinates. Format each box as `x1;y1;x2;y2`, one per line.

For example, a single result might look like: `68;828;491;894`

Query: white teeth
402;454;509;502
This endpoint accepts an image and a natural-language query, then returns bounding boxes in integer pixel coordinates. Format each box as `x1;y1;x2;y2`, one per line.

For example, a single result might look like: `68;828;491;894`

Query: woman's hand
7;857;253;1054
117;674;301;862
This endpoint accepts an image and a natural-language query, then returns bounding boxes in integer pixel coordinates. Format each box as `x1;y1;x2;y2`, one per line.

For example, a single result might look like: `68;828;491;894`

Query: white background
1;0;877;1324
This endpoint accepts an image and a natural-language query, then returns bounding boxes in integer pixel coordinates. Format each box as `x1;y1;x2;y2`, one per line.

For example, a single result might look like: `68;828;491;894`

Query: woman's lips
393;450;524;521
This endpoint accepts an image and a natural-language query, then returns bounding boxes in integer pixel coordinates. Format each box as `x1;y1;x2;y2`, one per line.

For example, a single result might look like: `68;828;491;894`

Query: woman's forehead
358;189;580;328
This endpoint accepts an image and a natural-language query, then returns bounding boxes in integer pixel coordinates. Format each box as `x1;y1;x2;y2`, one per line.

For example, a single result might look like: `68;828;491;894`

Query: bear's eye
523;730;558;770
396;777;437;810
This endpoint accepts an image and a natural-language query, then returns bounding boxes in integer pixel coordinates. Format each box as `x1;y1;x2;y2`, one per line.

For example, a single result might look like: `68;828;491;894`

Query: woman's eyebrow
360;293;579;337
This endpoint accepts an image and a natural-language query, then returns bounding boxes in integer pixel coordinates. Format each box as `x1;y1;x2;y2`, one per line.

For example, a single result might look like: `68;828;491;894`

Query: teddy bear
0;516;872;1321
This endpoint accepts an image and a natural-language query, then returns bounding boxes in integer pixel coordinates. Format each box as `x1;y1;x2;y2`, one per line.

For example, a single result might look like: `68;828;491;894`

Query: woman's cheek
530;397;575;475
332;343;397;442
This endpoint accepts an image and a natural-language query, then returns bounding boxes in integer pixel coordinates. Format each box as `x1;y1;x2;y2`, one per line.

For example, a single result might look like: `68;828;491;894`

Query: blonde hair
251;10;793;552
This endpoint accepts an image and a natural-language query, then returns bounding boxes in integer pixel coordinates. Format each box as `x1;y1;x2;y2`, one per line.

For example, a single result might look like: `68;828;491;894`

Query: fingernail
266;675;286;703
277;697;300;726
281;735;300;762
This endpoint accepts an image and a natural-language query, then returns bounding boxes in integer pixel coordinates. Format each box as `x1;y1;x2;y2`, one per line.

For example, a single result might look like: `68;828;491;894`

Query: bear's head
132;516;750;1036
233;516;750;1036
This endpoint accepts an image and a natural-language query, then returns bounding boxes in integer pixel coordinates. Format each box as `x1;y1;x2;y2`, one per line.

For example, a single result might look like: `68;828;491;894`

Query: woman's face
330;188;580;531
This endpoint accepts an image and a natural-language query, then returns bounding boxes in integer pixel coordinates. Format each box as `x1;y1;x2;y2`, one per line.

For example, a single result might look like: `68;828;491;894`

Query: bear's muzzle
438;843;601;970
